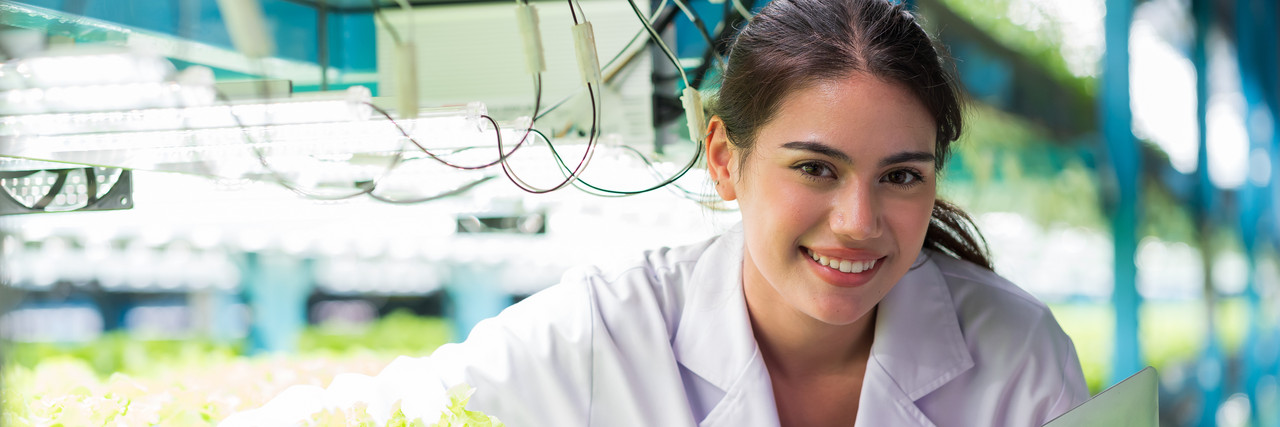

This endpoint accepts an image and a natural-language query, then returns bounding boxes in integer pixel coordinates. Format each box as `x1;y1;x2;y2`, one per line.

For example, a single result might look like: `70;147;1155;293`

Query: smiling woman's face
708;72;937;327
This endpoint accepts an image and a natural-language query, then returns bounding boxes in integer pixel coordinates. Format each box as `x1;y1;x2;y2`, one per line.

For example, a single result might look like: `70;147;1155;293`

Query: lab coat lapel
671;224;782;427
696;350;780;427
855;252;973;426
855;355;939;427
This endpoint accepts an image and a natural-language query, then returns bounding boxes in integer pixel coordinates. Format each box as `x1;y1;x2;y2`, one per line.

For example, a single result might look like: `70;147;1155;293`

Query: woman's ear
705;116;738;201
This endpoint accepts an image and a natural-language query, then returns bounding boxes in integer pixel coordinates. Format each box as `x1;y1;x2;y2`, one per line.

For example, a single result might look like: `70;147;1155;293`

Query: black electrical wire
535;1;677;121
362;72;541;171
671;0;725;71
690;0;755;91
500;82;599;194
226;8;546;204
367;105;518;170
227;90;514;203
493;0;598;195
227;0;710;203
366;174;497;204
221;90;389;201
519;0;708;198
225;64;387;201
567;0;581;25
528;112;708;199
627;0;687;87
532;127;712;200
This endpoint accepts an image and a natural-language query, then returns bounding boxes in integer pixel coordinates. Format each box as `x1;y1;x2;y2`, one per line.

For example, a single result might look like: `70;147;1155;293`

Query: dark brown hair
713;0;992;269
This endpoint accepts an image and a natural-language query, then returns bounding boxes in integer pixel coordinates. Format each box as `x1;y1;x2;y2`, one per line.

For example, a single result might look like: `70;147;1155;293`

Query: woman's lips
806;248;878;273
801;246;886;287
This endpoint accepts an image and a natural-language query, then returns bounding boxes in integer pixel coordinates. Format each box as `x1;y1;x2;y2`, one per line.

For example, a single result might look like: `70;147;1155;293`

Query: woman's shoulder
576;234;719;283
560;232;726;302
922;250;1074;364
508;232;730;337
926;250;1055;324
914;251;1088;424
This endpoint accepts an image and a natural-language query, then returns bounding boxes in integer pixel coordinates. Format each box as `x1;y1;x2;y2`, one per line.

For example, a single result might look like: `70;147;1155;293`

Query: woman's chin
804;300;878;327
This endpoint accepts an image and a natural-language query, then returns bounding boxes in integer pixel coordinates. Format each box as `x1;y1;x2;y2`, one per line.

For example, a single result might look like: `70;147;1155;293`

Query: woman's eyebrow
782;141;851;163
781;141;935;167
879;151;936;167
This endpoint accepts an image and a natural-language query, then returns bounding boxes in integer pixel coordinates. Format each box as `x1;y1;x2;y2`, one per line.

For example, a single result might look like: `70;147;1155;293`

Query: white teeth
807;249;877;274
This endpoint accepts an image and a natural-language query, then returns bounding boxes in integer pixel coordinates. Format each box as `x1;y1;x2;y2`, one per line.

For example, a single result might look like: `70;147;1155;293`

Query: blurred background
0;0;1275;425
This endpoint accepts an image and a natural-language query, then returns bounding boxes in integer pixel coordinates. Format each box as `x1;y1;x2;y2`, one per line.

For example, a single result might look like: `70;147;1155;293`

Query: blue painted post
1191;0;1226;424
1260;1;1280;425
188;288;246;341
1102;0;1142;387
1235;0;1272;424
447;262;511;343
242;252;314;354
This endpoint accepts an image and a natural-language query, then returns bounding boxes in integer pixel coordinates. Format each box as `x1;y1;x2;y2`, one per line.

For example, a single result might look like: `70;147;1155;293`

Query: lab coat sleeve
219;272;596;427
1000;307;1090;426
1040;332;1090;423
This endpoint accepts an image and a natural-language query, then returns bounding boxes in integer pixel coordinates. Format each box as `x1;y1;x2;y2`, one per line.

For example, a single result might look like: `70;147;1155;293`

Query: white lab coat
223;224;1088;426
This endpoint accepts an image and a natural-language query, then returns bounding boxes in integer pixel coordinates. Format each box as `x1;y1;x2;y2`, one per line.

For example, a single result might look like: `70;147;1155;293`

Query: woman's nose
830;184;883;241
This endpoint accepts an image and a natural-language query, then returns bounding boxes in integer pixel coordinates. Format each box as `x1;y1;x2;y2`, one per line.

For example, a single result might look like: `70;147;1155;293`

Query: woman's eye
797;162;834;179
883;169;921;186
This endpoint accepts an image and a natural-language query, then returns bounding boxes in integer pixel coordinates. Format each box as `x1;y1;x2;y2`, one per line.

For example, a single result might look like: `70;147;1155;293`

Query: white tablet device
1042;366;1158;427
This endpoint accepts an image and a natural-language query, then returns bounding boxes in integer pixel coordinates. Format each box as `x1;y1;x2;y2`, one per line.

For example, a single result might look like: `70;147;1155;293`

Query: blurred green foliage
944;102;1210;248
0;309;451;378
299;309;453;358
942;104;1107;230
1;310;454;426
929;0;1095;97
3;332;243;379
1051;298;1251;394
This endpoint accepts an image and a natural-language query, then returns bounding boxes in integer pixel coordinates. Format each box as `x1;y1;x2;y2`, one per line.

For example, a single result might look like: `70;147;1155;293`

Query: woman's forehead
757;75;937;154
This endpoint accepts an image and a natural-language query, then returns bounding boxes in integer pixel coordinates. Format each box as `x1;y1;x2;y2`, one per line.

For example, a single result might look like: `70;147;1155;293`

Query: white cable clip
682;87;706;143
571;22;602;86
395;42;419;119
515;4;546;74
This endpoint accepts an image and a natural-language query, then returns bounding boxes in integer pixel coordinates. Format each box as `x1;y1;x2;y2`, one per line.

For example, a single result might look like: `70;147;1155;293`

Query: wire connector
515;4;546;74
682;87;707;143
571;22;602;86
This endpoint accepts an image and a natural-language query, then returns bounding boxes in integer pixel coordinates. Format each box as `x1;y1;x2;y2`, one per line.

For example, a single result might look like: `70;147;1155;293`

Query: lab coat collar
869;251;974;402
671;222;760;391
671;223;781;426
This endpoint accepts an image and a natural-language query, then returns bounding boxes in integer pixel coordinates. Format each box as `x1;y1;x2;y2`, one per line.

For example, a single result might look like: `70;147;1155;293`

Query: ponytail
924;199;993;270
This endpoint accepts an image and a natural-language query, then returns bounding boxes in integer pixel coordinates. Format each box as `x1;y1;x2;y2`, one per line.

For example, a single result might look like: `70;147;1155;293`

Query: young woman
224;0;1087;425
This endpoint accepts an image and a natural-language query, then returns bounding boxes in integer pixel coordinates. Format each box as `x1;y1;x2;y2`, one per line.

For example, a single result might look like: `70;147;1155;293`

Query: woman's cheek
885;194;933;232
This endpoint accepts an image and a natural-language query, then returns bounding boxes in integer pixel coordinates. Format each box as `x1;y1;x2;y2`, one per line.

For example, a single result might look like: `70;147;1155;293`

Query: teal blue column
1235;0;1272;424
1191;0;1225;424
242;252;314;354
1102;0;1142;387
188;289;245;341
447;262;511;342
1255;1;1280;425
